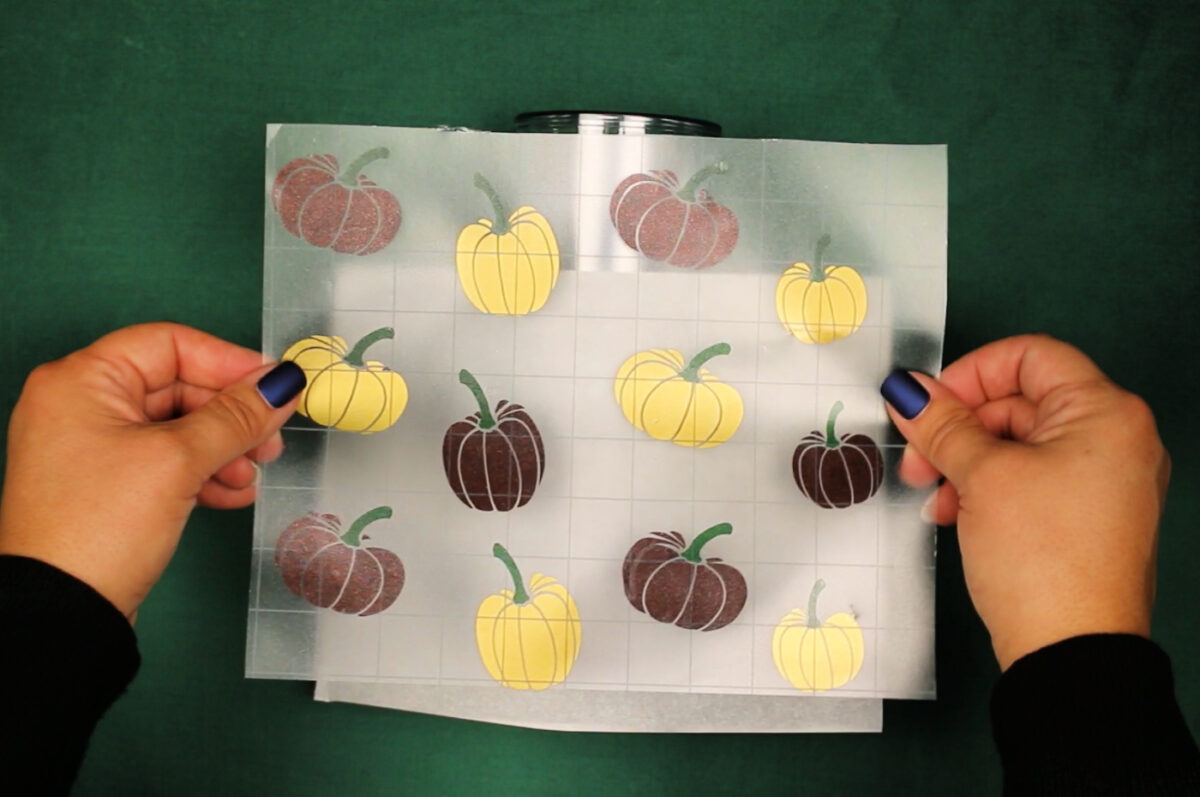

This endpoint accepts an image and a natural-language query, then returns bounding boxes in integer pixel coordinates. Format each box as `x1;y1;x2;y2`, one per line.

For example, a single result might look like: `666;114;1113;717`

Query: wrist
993;612;1151;672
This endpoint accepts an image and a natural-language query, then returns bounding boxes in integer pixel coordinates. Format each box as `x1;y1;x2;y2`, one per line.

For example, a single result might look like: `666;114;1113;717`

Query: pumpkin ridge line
492;225;512;315
328;548;360;613
297;539;345;605
496;422;525;509
634;194;677;259
821;279;838;343
296;181;344;248
514;216;559;292
639;554;678;615
513;602;532;688
299;358;345;424
697;379;725;447
479;427;497;510
636;375;675;437
503;413;545;486
464;225;493;313
843;443;880;499
837;440;857;506
815;447;832;508
799;277;819;343
325;173;358;253
459;427;486;510
697;561;728;631
351;187;385;255
273;164;329;218
357;545;387;616
327;369;363;430
821;280;851;337
510;222;539;314
665;199;693;265
696;205;722;268
671;561;701;627
831;621;861;685
612;177;662;228
361;369;390;433
665;380;697;444
527;597;560;688
821;615;839;690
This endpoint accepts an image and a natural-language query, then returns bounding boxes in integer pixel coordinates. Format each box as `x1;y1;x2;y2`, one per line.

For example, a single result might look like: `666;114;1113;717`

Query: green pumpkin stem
339;147;390;187
345;327;394;367
341;506;393;547
459;369;497;430
676;161;729;202
809;234;833;283
678;342;732;383
492;543;530;604
473;173;512;235
824;401;845;449
806;579;826;628
680;522;733;563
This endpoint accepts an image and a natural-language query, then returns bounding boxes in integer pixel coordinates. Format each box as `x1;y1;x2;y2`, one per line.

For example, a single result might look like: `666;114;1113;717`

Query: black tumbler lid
514;111;721;136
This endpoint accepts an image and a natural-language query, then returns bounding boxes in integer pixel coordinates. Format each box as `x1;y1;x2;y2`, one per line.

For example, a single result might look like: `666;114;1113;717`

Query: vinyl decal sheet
249;124;946;728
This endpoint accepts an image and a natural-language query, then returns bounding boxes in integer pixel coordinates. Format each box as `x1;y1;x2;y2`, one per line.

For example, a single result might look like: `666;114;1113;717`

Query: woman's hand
0;323;305;621
882;334;1170;670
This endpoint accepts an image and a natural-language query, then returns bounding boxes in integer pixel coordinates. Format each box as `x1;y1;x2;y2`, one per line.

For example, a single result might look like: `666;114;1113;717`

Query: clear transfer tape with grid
249;124;946;731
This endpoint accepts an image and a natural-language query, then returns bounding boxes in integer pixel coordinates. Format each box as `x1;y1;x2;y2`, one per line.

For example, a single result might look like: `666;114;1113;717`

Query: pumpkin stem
824;401;845;448
676;161;729;202
680;522;733;563
473;173;512;235
345;327;394;367
339;147;390;188
806;579;826;628
809;234;833;283
492;543;530;604
341;506;393;547
678;342;732;382
459;369;497;430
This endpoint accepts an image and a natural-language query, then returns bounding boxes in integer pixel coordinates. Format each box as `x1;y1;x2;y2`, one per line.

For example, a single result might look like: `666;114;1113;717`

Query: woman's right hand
880;335;1170;670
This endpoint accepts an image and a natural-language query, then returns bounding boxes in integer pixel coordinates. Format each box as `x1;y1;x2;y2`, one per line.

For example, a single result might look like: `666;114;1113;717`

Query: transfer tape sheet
249;124;946;730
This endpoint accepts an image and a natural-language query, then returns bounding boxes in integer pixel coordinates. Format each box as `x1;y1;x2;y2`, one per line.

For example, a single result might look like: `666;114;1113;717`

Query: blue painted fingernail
256;361;306;408
881;370;930;420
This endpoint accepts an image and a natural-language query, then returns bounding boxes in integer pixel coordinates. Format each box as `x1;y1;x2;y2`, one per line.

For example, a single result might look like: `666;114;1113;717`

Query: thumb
170;361;306;478
880;370;997;487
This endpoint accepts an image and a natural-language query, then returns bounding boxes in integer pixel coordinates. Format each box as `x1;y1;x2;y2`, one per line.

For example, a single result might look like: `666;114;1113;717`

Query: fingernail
919;491;938;524
881;370;930;420
256;361;306;408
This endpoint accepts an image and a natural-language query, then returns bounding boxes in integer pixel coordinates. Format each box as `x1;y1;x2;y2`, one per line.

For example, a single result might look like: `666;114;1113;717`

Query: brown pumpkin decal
609;162;739;269
792;401;884;509
443;369;545;511
274;506;404;616
271;148;401;255
622;522;747;631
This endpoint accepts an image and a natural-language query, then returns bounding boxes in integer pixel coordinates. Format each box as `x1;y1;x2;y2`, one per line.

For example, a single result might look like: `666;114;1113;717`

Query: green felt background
1;0;1198;793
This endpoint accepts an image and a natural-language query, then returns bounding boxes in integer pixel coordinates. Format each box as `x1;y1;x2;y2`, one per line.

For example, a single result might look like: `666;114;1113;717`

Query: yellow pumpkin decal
455;173;560;315
614;342;744;448
476;543;581;690
772;579;865;692
281;326;408;434
775;234;868;344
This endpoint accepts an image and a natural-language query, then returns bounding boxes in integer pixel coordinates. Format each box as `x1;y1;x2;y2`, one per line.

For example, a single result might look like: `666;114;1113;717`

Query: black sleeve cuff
0;554;141;793
992;634;1200;795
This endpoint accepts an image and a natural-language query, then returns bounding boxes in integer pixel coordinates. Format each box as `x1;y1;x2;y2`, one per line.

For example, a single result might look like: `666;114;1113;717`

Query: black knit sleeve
0;555;141;795
992;634;1200;795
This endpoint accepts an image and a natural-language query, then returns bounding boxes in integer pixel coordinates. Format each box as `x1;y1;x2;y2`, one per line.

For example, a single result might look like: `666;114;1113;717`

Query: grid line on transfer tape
246;605;931;636
623;133;646;692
